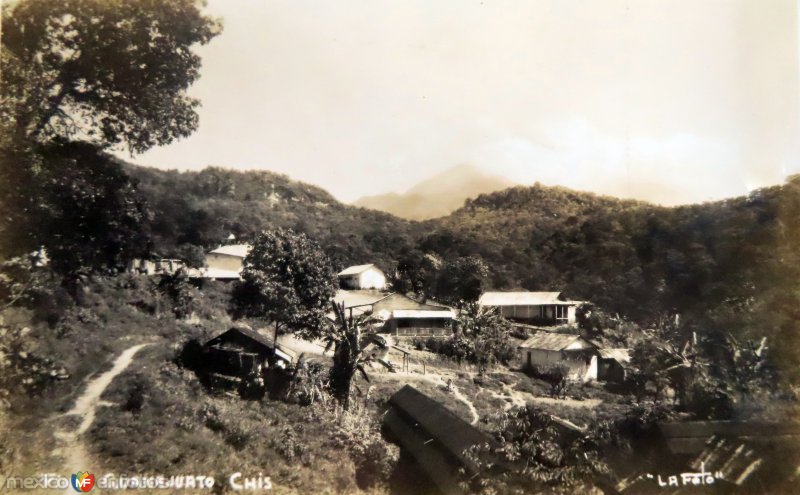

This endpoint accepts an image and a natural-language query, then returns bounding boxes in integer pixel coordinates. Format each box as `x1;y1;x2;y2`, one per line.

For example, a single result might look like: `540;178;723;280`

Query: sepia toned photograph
0;0;798;493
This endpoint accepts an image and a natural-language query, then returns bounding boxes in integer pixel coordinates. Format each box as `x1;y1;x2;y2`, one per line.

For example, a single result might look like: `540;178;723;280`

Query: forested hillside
133;164;799;379
126;165;424;271
423;178;800;381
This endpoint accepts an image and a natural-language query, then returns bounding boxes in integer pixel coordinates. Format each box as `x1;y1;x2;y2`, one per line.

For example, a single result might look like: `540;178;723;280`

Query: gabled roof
208;244;251;258
205;326;298;362
337;263;381;276
333;289;391;308
386;385;490;471
598;348;631;363
519;331;595;351
207;325;272;347
478;291;574;306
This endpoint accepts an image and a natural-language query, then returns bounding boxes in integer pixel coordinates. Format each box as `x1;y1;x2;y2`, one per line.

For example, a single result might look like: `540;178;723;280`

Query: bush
157;269;197;319
531;363;571;398
121;373;149;414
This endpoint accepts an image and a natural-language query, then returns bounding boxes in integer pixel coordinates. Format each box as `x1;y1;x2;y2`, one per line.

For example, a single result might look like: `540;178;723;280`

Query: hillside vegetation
130;165;799;384
126;165;424;272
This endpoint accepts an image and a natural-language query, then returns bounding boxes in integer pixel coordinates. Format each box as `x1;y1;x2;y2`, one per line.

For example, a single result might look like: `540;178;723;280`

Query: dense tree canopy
0;0;220;274
232;229;337;336
34;142;152;277
1;0;220;152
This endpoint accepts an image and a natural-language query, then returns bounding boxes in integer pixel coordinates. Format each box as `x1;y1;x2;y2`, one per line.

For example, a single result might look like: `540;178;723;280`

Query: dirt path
53;343;150;492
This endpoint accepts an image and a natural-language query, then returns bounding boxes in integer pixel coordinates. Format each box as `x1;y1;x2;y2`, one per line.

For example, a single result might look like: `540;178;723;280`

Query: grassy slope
0;276;399;494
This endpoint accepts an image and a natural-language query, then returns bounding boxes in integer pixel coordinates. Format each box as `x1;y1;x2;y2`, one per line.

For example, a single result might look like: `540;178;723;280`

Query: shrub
121;373;149;414
157;269;197;319
532;363;571;398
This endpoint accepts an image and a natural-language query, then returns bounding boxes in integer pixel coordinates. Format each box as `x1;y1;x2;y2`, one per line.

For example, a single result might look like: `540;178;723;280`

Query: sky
128;0;800;205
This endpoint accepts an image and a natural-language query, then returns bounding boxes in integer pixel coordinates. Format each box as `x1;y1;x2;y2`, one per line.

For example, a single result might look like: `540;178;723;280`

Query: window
556;305;568;319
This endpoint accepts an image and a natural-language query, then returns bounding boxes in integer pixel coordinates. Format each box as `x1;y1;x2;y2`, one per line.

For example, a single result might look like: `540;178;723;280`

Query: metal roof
519;331;595;351
478;291;575;306
208;244;251;258
205;326;298;362
337;263;379;276
386;385;490;471
333;289;391;308
598;348;631;363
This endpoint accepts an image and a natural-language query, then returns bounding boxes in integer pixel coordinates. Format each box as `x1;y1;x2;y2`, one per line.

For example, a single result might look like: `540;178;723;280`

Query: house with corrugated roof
518;331;598;381
383;385;495;493
478;291;583;325
337;263;387;290
597;348;631;383
332;290;455;337
202;243;251;280
199;325;298;394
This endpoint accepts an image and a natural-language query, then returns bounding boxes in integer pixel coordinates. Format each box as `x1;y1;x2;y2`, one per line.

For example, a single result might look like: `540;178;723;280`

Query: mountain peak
353;164;516;220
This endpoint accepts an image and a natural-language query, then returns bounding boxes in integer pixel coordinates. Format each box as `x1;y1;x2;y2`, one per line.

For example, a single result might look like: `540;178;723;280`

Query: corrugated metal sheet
208;244;251;258
333;289;390;308
478;291;580;306
337;263;376;276
386;385;490;472
598;348;631;363
519;331;594;351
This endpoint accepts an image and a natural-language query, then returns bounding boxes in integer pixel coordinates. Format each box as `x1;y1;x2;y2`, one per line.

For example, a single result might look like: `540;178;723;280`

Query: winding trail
53;343;150;493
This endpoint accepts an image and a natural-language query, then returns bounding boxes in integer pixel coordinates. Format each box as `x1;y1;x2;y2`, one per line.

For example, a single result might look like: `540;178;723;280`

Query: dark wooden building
201;326;297;391
383;385;493;494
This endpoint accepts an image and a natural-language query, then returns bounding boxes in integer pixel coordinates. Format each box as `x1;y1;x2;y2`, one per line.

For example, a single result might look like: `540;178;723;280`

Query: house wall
388;318;452;337
520;347;597;381
359;268;387;290
339;275;360;290
206;253;244;273
597;358;626;382
495;304;576;325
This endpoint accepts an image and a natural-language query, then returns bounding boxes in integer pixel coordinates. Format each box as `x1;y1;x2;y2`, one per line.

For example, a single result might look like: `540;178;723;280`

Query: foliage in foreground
466;405;613;495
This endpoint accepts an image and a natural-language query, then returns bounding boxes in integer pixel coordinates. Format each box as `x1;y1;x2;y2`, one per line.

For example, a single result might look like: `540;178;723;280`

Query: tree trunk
330;341;356;409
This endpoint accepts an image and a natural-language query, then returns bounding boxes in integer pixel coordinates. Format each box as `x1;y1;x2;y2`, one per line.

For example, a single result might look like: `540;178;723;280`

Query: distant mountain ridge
353;164;515;220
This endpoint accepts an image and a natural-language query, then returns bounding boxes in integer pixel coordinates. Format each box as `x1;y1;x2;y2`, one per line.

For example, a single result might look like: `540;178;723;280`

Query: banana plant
324;301;381;409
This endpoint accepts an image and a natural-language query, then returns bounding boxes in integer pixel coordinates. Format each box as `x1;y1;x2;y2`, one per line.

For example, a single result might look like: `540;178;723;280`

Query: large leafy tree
232;229;338;337
433;255;489;306
1;0;220;152
232;229;375;408
0;0;220;274
35;142;152;277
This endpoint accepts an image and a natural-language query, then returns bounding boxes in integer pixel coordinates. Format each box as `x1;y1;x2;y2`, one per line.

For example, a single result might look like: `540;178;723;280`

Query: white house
203;244;251;280
331;290;454;337
518;331;598;381
337;264;387;290
478;291;582;325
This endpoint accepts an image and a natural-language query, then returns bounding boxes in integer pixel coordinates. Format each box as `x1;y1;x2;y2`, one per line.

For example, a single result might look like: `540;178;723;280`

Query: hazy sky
129;0;800;205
